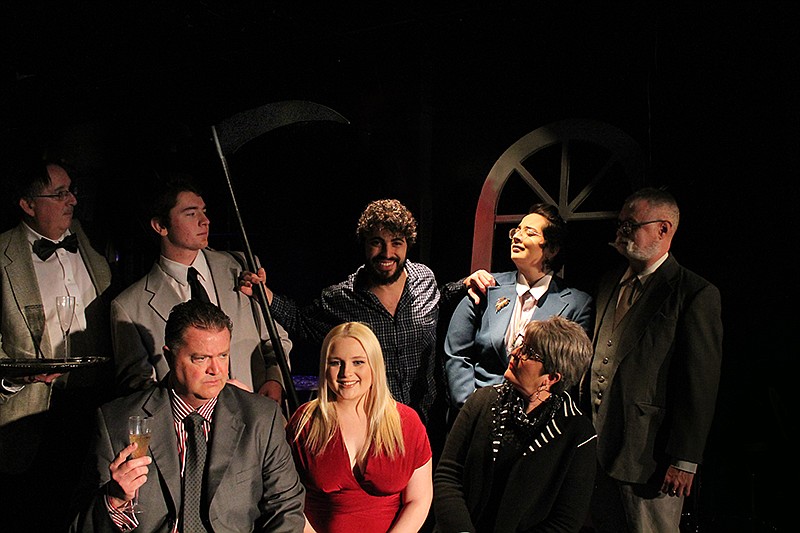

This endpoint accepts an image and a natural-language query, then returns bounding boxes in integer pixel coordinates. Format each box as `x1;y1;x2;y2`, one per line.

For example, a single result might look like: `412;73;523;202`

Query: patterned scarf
489;382;563;460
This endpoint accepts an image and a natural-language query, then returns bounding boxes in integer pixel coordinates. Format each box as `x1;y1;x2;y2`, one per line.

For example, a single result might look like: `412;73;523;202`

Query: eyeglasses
510;342;545;364
615;219;670;237
30;188;78;201
508;227;542;240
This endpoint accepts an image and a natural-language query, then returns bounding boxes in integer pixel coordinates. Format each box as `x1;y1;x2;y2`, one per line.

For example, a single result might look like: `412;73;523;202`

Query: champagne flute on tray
55;296;76;362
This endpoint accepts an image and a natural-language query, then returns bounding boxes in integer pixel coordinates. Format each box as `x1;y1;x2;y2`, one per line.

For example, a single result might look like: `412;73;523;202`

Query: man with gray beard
581;187;723;533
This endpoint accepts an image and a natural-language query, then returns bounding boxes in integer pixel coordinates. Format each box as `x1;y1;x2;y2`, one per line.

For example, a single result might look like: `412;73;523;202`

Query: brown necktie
181;412;207;532
187;267;211;304
614;277;641;328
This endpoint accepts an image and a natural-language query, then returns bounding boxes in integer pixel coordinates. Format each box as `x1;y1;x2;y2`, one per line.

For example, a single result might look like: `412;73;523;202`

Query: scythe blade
214;99;350;155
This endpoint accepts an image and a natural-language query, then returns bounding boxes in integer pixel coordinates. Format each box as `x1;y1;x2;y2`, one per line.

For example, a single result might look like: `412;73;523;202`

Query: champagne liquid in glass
129;433;152;459
127;416;151;513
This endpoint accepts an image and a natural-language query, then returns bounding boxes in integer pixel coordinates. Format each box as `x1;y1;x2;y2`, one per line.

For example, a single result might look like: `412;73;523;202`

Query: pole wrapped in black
211;125;299;413
210;101;350;416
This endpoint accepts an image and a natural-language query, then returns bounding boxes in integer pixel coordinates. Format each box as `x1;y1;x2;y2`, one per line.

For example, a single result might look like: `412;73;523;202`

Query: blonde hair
291;322;404;462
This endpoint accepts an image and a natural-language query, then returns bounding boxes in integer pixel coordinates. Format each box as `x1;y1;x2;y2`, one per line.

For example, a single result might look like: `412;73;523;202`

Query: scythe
210;100;350;414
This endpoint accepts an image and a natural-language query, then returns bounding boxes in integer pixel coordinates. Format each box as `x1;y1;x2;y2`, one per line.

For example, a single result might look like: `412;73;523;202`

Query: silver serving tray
0;356;110;377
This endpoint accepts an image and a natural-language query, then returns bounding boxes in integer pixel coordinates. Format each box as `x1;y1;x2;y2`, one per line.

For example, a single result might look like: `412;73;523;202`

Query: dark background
2;2;796;530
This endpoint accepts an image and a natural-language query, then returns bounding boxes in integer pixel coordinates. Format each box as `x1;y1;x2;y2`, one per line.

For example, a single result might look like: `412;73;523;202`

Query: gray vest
590;284;625;434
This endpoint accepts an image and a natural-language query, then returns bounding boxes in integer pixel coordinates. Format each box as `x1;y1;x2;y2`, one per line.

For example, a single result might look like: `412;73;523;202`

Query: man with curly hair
242;199;448;426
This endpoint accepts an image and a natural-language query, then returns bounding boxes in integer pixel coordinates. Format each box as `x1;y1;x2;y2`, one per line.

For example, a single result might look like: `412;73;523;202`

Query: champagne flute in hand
55;296;76;361
128;416;152;513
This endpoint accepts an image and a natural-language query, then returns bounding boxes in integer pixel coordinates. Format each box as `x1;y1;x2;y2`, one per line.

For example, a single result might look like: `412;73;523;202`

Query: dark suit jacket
0;220;112;473
587;254;723;484
70;383;306;532
111;249;291;395
434;386;597;532
444;271;593;408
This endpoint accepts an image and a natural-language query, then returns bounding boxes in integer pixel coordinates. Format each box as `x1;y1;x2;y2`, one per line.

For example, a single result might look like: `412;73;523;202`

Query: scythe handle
210;100;350;416
211;125;300;414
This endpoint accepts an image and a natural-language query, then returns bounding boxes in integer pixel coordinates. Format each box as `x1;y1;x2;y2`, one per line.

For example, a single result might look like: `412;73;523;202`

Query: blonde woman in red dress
287;322;432;533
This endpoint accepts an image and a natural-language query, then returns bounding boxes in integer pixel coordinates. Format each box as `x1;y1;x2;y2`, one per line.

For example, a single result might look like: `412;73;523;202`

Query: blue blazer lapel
486;282;518;360
533;277;569;320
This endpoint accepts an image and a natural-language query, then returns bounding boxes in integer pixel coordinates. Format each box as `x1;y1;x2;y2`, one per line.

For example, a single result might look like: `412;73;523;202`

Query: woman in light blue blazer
444;203;593;411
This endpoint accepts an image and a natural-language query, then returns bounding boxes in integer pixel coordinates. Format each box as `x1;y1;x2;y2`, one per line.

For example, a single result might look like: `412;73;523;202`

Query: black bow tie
32;233;79;261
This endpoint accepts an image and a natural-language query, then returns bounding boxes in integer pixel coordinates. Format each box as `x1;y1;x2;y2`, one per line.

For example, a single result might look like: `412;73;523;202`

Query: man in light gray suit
71;299;305;532
111;175;291;402
1;158;114;530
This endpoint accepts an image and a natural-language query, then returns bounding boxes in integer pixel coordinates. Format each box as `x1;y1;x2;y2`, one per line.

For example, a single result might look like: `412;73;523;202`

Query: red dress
287;402;432;533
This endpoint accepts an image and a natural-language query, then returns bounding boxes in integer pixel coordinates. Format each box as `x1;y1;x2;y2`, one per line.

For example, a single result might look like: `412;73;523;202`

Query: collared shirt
107;391;218;532
23;222;96;358
158;251;218;306
270;260;440;423
169;391;216;475
504;272;553;351
616;252;669;307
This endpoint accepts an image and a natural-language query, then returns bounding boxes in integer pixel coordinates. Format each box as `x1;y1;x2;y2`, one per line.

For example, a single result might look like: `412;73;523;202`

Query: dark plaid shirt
271;261;441;423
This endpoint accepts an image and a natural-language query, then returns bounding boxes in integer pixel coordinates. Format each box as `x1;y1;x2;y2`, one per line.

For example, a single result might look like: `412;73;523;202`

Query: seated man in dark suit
70;299;305;532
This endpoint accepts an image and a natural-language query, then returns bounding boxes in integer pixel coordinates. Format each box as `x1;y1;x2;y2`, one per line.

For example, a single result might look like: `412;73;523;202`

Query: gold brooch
495;297;510;313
